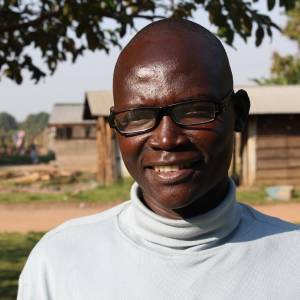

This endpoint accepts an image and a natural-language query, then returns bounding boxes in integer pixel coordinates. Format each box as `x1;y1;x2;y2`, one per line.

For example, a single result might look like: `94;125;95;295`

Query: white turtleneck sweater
18;179;300;300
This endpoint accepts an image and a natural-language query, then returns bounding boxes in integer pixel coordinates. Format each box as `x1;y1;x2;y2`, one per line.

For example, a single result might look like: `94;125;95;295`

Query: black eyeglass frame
108;90;234;137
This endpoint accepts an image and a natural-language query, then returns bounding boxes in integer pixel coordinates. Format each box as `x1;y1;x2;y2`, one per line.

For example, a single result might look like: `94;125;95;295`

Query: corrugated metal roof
49;103;96;125
84;90;113;118
236;85;300;114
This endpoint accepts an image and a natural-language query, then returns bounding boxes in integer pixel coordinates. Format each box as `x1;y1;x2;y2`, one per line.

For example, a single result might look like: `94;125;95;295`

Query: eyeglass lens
114;101;217;134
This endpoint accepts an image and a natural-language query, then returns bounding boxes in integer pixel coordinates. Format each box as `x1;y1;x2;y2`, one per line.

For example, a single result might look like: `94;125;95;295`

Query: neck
141;177;229;220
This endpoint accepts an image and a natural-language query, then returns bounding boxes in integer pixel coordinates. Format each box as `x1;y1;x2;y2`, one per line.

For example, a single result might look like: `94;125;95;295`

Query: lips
145;158;204;184
153;160;199;172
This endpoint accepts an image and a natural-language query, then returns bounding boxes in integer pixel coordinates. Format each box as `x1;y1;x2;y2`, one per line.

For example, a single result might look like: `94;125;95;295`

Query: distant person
29;144;39;164
18;19;300;300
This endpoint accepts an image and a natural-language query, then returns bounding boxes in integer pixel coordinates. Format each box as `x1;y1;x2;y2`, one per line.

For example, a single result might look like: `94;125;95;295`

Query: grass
71;178;133;203
0;232;43;300
0;192;63;203
237;187;300;205
1;176;300;206
0;177;134;204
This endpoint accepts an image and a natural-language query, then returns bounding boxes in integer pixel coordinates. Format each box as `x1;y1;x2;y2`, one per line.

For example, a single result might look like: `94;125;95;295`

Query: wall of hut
48;125;98;172
240;115;300;186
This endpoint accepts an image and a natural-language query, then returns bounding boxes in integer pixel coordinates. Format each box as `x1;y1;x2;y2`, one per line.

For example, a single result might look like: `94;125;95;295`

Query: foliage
0;112;18;131
254;1;300;85
0;0;296;84
284;0;300;45
19;112;49;135
0;232;43;300
253;52;300;84
0;151;55;166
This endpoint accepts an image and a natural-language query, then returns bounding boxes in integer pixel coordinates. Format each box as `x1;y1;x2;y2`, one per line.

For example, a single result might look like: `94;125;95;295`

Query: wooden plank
255;178;300;186
256;168;300;179
288;148;300;157
105;121;113;185
96;119;103;184
257;137;287;148
257;136;300;148
257;159;287;169
241;118;256;186
101;117;110;185
257;158;300;169
96;117;106;185
257;150;288;159
288;136;300;147
257;148;300;159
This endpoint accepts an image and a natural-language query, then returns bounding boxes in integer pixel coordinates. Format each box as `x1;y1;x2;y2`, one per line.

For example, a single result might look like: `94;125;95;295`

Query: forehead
113;26;232;110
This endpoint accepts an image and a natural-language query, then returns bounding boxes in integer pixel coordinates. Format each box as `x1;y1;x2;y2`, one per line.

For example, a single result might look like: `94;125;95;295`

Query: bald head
113;19;233;107
123;19;228;61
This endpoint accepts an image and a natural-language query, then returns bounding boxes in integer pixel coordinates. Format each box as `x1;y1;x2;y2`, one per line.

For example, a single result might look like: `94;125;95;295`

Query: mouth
146;159;204;184
153;160;199;173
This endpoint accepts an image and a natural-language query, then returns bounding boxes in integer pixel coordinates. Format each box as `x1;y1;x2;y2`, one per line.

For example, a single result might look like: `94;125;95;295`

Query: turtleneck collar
118;178;241;254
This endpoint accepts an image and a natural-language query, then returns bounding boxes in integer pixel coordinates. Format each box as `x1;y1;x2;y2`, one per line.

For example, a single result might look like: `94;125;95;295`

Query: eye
172;102;216;124
115;109;157;132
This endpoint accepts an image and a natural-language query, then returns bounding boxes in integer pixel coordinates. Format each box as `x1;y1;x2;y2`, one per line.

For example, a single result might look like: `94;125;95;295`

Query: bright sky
0;2;298;121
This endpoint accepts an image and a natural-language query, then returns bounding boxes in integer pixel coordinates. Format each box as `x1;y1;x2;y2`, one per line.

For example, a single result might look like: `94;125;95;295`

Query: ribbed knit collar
119;178;241;253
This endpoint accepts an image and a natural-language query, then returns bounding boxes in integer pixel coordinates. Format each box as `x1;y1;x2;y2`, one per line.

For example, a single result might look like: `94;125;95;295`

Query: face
113;27;242;218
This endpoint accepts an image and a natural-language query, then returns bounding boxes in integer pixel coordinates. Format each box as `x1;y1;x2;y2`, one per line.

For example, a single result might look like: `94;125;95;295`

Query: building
48;103;97;171
83;91;125;184
238;85;300;186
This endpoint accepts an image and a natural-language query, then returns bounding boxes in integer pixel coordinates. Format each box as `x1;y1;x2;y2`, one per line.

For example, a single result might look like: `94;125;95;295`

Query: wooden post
242;118;257;186
105;121;113;185
235;132;242;179
96;117;105;185
96;116;118;186
106;122;118;184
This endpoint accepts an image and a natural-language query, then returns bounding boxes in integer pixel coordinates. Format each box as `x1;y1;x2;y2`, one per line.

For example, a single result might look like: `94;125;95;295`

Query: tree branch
0;11;60;32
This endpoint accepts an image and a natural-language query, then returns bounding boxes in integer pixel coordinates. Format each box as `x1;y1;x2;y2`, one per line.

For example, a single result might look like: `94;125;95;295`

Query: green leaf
255;26;264;46
267;0;276;10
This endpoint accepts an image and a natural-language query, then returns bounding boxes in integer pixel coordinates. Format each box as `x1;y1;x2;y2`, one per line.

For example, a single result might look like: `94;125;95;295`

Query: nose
148;116;189;151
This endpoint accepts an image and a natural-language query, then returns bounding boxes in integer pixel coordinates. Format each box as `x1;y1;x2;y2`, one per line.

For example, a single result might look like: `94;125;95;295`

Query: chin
150;185;203;210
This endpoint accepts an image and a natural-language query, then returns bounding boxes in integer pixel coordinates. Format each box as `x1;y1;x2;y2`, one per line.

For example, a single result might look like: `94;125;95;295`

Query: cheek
187;119;234;163
117;134;146;176
208;120;235;167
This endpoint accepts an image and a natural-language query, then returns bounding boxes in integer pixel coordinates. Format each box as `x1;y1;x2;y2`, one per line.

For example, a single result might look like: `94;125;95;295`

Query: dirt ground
0;202;299;233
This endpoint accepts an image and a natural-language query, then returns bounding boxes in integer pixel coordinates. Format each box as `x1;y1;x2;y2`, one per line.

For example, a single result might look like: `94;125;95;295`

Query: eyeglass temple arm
215;91;233;113
108;107;116;128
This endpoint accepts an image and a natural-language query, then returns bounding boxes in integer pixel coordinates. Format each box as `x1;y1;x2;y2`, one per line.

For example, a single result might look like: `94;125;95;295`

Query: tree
254;1;300;85
20;112;49;135
0;0;296;84
284;0;300;45
0;112;18;131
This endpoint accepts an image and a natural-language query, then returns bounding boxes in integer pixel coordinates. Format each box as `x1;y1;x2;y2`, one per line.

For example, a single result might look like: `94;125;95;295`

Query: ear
232;89;250;132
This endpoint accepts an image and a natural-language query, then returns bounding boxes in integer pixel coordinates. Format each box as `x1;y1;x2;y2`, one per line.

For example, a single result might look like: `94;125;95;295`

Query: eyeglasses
108;91;233;136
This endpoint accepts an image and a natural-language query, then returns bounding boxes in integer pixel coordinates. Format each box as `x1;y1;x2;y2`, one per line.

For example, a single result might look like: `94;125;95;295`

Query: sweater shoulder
241;203;299;230
238;203;300;244
19;201;131;289
38;201;129;245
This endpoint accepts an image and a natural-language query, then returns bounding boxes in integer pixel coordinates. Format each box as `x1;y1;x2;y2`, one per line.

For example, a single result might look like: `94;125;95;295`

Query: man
18;19;300;300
